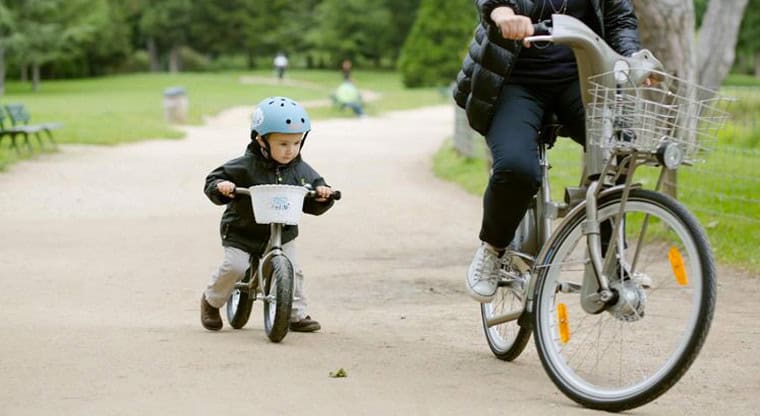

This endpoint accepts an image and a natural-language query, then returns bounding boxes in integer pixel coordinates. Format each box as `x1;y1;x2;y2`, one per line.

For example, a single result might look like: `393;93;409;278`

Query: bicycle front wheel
533;189;716;411
263;254;294;343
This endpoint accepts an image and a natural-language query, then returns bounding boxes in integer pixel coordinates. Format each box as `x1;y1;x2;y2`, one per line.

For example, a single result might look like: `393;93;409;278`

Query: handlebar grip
234;187;250;196
532;20;552;36
305;189;342;201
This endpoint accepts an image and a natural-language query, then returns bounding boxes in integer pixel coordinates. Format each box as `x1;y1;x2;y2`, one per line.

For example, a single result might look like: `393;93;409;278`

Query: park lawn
433;138;760;273
0;69;442;169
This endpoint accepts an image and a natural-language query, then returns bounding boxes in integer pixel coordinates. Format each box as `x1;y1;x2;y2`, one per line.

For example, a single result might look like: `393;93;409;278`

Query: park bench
0;106;35;154
3;103;61;151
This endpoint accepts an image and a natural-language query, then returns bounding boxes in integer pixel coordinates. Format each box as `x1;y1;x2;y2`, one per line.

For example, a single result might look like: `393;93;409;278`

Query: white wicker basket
249;185;308;225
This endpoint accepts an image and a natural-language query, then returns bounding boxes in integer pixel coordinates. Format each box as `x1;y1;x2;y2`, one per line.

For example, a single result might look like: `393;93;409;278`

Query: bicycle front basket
249;185;308;225
586;70;732;163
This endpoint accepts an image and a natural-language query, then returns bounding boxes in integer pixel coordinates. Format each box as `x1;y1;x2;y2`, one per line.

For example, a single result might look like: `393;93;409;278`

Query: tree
696;0;750;90
44;0;132;77
188;0;258;63
5;0;99;91
398;0;475;87
139;0;193;72
276;0;321;67
632;1;750;90
381;0;422;63
309;0;393;67
733;0;760;75
633;0;749;197
0;2;12;96
634;0;697;84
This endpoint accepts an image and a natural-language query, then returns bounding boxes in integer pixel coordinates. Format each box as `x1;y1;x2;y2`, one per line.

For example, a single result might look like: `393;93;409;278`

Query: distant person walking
341;59;353;81
273;52;289;81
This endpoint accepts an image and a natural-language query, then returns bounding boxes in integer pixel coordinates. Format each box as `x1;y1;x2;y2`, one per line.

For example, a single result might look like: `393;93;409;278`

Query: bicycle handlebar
233;186;342;201
532;20;552;36
521;15;664;104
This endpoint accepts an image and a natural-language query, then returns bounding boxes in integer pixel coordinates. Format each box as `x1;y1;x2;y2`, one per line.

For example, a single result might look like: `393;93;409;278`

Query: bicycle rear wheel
226;267;256;330
263;254;294;343
481;254;532;361
481;208;538;360
532;189;715;411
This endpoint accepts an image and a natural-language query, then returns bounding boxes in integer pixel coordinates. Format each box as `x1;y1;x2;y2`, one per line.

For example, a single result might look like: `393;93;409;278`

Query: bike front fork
579;180;626;314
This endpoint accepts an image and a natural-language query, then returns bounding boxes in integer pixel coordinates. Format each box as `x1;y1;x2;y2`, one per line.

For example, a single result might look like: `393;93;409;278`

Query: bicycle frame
232;188;294;303
517;14;665;316
481;15;726;410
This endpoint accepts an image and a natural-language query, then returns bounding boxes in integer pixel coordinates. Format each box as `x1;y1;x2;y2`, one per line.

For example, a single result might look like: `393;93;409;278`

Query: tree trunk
696;0;749;91
32;62;40;92
147;37;161;72
633;0;698;198
169;46;181;73
20;63;28;83
633;0;697;82
247;49;255;69
755;51;760;77
0;46;5;97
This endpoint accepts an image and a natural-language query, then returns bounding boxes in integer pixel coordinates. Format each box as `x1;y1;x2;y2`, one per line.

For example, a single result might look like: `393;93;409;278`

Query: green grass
0;69;445;170
724;74;760;87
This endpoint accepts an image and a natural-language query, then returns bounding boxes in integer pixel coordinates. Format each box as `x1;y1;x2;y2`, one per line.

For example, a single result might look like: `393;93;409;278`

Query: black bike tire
226;287;254;330
532;189;716;411
263;254;294;343
480;205;537;361
481;303;532;361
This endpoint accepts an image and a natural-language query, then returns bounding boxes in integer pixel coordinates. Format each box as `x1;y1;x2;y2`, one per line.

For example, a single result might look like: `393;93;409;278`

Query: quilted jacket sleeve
602;0;641;56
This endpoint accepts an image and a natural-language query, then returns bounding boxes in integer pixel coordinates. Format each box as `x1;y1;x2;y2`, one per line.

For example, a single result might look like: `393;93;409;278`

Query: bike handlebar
233;186;342;201
532;20;552;36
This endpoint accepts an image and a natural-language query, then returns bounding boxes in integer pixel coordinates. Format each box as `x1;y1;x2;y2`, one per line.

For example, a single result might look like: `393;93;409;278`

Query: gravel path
0;106;757;415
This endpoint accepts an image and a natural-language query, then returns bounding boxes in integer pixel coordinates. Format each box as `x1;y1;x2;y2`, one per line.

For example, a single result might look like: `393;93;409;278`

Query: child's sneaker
290;316;321;332
200;294;223;331
466;243;502;303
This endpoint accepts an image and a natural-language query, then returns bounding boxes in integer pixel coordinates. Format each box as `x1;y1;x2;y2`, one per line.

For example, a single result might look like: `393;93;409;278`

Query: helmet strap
254;133;272;159
299;131;309;150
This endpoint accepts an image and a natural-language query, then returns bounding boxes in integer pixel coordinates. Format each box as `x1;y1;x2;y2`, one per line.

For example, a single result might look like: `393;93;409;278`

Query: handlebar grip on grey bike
532;20;552;36
233;187;250;196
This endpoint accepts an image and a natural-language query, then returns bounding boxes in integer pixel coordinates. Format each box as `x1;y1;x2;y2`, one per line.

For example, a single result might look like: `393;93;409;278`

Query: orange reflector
557;303;570;344
668;247;688;286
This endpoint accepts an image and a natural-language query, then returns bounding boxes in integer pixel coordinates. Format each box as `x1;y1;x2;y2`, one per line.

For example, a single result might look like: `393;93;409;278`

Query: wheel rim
483;276;526;352
536;198;707;400
226;289;241;319
265;276;277;324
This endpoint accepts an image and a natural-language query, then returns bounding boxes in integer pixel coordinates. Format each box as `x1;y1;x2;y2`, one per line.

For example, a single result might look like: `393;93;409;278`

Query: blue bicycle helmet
250;96;311;139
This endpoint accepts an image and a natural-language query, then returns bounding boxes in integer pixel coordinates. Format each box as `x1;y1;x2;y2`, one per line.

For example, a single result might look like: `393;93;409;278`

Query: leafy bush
117;50;150;73
179;47;211;72
398;0;476;88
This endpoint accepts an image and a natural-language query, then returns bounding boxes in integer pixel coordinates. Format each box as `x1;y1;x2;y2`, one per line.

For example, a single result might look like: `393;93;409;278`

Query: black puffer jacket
453;0;641;135
204;140;333;255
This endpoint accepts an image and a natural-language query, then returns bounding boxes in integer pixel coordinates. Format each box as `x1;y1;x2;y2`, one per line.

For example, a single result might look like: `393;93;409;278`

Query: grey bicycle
480;15;731;411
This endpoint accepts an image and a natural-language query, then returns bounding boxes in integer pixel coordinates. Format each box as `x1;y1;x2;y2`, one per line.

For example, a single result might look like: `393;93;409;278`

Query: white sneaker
466;243;502;302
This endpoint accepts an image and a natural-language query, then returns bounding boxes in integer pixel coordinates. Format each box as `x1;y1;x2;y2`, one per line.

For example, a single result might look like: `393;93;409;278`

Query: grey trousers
204;242;308;322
